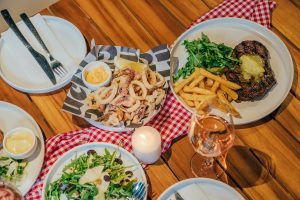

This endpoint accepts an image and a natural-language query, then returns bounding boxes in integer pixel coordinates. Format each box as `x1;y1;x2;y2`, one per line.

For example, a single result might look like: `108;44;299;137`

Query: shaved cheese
93;171;110;200
79;166;104;184
7;161;18;176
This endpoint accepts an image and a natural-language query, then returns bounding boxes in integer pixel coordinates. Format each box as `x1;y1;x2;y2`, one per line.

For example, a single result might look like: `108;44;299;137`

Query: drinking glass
188;109;235;178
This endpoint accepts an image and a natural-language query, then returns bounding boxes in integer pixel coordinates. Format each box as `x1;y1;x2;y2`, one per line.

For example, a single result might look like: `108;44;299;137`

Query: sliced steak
225;40;276;101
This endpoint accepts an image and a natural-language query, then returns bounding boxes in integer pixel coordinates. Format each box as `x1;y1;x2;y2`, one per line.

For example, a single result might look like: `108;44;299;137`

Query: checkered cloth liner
25;0;276;199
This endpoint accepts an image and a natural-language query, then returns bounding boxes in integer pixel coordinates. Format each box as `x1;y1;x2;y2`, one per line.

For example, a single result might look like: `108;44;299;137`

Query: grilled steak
225;40;276;101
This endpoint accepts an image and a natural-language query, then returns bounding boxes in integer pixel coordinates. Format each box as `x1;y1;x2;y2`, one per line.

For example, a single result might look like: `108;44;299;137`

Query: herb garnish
173;33;240;81
0;154;28;183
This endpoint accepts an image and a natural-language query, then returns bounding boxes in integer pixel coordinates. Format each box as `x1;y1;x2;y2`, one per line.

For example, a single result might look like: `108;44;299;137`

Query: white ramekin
82;61;112;91
3;127;37;159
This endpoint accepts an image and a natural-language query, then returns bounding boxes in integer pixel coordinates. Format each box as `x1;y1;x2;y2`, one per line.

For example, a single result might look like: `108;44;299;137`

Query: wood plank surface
0;0;299;199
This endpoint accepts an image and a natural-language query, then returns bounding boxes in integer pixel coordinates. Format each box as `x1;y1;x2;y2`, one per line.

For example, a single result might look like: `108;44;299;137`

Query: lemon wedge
114;56;147;72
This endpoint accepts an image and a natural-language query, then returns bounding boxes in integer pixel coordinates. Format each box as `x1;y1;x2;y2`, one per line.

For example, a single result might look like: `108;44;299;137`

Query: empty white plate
0;15;86;93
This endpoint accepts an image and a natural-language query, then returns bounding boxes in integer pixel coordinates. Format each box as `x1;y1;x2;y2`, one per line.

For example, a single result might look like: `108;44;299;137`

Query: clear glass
188;110;235;179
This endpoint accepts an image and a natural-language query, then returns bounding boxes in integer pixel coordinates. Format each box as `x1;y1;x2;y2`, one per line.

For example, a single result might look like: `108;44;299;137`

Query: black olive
125;171;133;177
114;158;123;165
58;183;71;191
120;179;125;185
87;149;97;155
103;175;110;182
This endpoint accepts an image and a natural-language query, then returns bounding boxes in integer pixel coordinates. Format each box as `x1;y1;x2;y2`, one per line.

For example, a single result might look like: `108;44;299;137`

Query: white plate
158;178;244;200
0;101;45;195
0;16;87;93
171;18;294;125
42;142;147;199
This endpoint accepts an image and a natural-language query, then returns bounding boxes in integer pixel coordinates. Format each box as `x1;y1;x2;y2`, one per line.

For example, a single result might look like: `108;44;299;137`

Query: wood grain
272;0;300;49
273;93;300;142
0;79;55;138
75;0;158;51
49;0;114;46
237;120;300;198
160;0;210;27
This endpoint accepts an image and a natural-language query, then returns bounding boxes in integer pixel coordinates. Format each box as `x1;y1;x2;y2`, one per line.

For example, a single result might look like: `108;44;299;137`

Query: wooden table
1;0;299;199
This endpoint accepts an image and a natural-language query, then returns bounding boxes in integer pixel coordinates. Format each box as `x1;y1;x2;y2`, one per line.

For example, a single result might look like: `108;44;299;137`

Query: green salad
173;33;240;81
0;151;28;183
46;148;137;200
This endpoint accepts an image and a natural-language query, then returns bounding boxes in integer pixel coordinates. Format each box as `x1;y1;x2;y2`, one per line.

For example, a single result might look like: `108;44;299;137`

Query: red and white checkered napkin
26;0;276;199
189;0;276;29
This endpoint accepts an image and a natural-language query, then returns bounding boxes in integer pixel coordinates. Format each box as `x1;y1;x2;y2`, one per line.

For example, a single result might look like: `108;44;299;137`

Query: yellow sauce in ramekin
86;67;109;85
5;130;34;154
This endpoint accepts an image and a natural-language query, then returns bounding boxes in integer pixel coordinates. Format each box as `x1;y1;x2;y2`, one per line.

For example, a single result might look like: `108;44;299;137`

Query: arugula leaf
173;33;240;81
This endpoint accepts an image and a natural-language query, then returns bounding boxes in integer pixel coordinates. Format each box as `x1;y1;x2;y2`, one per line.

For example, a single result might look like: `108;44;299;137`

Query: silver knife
1;9;56;85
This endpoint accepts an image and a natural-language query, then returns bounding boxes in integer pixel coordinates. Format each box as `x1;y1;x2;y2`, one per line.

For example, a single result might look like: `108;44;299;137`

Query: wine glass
188;108;235;179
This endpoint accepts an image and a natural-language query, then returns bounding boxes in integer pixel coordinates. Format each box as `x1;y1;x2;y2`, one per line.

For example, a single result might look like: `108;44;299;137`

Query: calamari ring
145;100;155;114
153;72;165;88
121;100;141;113
86;93;99;109
142;68;157;89
96;84;118;104
111;94;124;105
155;89;166;105
129;80;147;100
94;87;106;96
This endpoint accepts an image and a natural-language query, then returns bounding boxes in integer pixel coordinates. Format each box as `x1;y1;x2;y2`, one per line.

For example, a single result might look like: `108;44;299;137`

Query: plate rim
41;142;147;199
170;17;294;125
0;101;45;195
0;15;87;94
157;177;244;200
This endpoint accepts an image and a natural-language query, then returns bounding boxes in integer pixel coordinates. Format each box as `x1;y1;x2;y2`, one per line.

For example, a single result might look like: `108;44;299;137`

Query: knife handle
20;13;50;54
1;9;32;49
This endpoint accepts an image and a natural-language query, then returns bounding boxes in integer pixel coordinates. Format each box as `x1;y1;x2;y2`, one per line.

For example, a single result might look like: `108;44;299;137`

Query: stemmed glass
188;108;235;179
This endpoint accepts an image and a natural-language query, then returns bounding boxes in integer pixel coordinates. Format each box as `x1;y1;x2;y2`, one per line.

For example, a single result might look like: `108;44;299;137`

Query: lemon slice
114;56;147;72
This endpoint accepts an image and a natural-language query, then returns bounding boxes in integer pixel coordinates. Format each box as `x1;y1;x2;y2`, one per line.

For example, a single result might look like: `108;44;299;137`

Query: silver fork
131;182;148;200
20;13;68;78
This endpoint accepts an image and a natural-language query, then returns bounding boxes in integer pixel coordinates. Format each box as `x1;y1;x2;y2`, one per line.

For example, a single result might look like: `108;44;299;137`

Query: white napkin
168;184;210;200
1;14;78;86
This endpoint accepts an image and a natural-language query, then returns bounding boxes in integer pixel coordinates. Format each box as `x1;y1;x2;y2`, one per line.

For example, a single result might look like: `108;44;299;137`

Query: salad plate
0;101;45;195
42;142;147;199
158;178;244;200
0;15;86;93
171;17;294;125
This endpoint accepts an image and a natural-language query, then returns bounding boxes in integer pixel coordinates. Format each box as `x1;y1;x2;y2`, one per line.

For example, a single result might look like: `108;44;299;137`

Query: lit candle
131;126;161;164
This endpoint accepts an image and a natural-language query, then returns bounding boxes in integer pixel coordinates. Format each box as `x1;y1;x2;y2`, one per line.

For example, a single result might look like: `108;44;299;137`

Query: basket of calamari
62;44;170;132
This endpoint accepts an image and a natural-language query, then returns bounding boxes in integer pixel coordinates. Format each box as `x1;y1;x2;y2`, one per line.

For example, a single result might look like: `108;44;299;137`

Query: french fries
198;68;241;90
174;69;201;93
174;68;240;117
183;86;215;95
